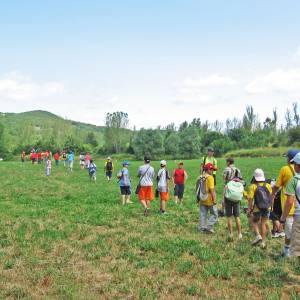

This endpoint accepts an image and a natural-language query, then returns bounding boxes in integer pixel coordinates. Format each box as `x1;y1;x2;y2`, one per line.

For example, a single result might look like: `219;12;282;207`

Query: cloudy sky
1;1;300;128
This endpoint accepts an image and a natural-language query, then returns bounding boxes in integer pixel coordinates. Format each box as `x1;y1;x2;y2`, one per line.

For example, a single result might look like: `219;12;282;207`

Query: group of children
21;147;300;263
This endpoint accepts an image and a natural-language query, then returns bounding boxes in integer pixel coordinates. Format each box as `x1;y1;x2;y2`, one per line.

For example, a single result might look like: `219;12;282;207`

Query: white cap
160;160;167;166
107;157;111;160
291;152;300;165
254;168;265;182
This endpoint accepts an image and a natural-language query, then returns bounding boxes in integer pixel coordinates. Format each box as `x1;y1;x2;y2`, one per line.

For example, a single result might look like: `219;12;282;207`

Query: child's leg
236;217;242;236
227;217;233;236
121;195;126;205
261;217;268;242
199;205;208;230
160;199;166;212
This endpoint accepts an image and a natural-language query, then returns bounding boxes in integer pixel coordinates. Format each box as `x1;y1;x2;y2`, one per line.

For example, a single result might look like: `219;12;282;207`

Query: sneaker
282;247;291;258
261;242;266;249
126;200;133;204
278;232;285;238
251;235;262;246
238;233;243;240
272;232;279;238
198;227;207;232
144;208;149;217
228;234;234;242
206;228;215;234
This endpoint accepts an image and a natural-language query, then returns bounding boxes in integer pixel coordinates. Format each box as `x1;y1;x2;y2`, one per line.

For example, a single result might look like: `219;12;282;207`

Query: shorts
174;184;185;199
285;216;294;240
253;209;270;222
291;216;300;257
138;186;154;201
269;211;280;222
106;171;112;178
160;192;169;201
224;198;240;218
120;186;131;195
213;174;217;186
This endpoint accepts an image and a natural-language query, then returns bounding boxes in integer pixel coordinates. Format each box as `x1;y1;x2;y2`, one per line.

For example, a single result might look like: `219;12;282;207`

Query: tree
164;133;180;157
242;106;257;131
86;132;98;147
104;111;129;153
132;129;164;159
178;126;201;158
293;102;300;126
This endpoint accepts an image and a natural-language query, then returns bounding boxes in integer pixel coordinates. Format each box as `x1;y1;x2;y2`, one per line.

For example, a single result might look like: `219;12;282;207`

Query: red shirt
174;168;185;184
53;153;60;160
37;152;42;159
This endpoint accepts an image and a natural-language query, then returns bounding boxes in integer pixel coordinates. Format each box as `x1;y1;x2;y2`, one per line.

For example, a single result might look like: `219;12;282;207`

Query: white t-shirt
138;164;155;186
157;168;169;192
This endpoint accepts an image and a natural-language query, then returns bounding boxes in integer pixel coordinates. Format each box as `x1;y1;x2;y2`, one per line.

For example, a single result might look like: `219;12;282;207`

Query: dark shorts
106;171;112;178
270;194;282;221
224;198;240;218
213;174;216;186
253;209;270;222
120;186;131;195
174;184;185;199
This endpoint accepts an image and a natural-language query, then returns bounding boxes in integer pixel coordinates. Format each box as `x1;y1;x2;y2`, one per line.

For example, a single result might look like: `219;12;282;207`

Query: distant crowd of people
20;147;300;265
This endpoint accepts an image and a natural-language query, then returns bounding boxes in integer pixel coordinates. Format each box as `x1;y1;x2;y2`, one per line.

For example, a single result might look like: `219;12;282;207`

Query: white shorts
285;216;294;240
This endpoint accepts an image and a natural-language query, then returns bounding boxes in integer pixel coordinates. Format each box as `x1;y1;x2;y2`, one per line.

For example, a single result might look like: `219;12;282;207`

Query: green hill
0;110;105;152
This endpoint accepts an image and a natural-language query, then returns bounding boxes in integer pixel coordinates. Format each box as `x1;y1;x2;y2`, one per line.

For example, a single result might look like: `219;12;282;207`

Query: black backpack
254;182;272;209
106;161;113;171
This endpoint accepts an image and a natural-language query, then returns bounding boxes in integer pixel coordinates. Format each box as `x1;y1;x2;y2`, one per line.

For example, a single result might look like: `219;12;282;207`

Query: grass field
0;157;300;299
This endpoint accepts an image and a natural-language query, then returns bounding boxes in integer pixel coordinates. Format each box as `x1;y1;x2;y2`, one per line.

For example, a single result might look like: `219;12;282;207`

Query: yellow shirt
276;165;295;216
248;182;272;212
201;156;217;175
200;174;215;206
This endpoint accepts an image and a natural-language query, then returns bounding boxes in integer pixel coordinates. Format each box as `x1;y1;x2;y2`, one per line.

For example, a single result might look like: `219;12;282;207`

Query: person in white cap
247;168;272;249
157;160;171;215
280;152;300;265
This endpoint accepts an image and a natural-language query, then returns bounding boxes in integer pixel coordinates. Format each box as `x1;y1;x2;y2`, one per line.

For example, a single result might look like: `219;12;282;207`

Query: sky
0;0;300;129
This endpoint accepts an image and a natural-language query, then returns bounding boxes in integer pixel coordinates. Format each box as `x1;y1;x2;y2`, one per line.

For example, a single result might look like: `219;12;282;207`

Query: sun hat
160;160;167;166
107;157;111;160
285;149;299;161
204;163;217;171
254;168;265;182
291;152;300;165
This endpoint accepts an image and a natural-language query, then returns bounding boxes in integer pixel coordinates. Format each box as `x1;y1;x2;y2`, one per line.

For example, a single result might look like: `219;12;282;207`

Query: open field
0;157;300;299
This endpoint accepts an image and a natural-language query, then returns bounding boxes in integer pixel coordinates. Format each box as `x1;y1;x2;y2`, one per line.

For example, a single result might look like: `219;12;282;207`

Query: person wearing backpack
200;147;218;186
223;167;244;241
157;160;171;215
247;169;272;249
88;159;97;182
104;157;114;181
280;152;300;265
117;161;132;205
272;149;299;257
137;156;155;216
197;163;218;234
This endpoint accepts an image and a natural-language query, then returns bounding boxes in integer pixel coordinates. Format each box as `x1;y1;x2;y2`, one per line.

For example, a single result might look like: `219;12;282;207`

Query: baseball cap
204;163;217;171
160;160;167;166
291;152;300;165
207;147;214;152
107;156;111;160
122;160;130;166
285;149;299;161
254;168;265;182
144;156;151;163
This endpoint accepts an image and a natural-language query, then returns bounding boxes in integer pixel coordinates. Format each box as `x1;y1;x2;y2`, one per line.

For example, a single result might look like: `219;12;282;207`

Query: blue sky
1;0;300;128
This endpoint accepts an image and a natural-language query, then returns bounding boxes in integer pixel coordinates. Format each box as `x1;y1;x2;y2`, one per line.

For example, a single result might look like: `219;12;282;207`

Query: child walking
46;157;52;177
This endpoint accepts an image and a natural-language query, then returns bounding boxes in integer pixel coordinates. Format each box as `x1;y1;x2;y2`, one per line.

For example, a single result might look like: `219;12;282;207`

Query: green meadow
0;157;300;299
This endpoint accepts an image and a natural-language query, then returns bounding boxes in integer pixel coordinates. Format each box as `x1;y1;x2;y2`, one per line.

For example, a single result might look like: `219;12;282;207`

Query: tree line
0;104;299;160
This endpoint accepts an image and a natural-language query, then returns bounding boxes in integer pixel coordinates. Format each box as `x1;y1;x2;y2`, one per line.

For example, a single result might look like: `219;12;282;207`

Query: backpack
196;175;209;202
106;161;113;171
89;163;96;174
295;175;300;205
225;180;244;202
254;182;272;209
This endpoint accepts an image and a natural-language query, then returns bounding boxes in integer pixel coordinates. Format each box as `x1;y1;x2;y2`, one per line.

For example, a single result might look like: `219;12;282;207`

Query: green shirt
202;156;217;175
286;174;300;217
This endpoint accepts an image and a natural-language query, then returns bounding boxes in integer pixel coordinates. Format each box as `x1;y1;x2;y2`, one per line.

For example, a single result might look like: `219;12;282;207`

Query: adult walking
201;147;218;186
137;156;155;216
273;149;299;257
280;152;300;265
173;162;188;204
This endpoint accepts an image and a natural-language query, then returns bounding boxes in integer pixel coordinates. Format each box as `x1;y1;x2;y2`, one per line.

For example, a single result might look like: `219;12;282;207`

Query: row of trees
102;104;300;159
0;104;299;159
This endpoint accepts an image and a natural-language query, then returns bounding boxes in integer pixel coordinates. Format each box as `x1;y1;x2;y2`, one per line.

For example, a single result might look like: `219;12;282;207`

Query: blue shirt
118;168;131;187
68;153;74;161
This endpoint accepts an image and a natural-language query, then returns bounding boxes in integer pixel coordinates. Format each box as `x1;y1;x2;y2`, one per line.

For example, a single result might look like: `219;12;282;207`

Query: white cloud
292;46;300;62
182;73;237;89
0;71;65;100
245;68;300;94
